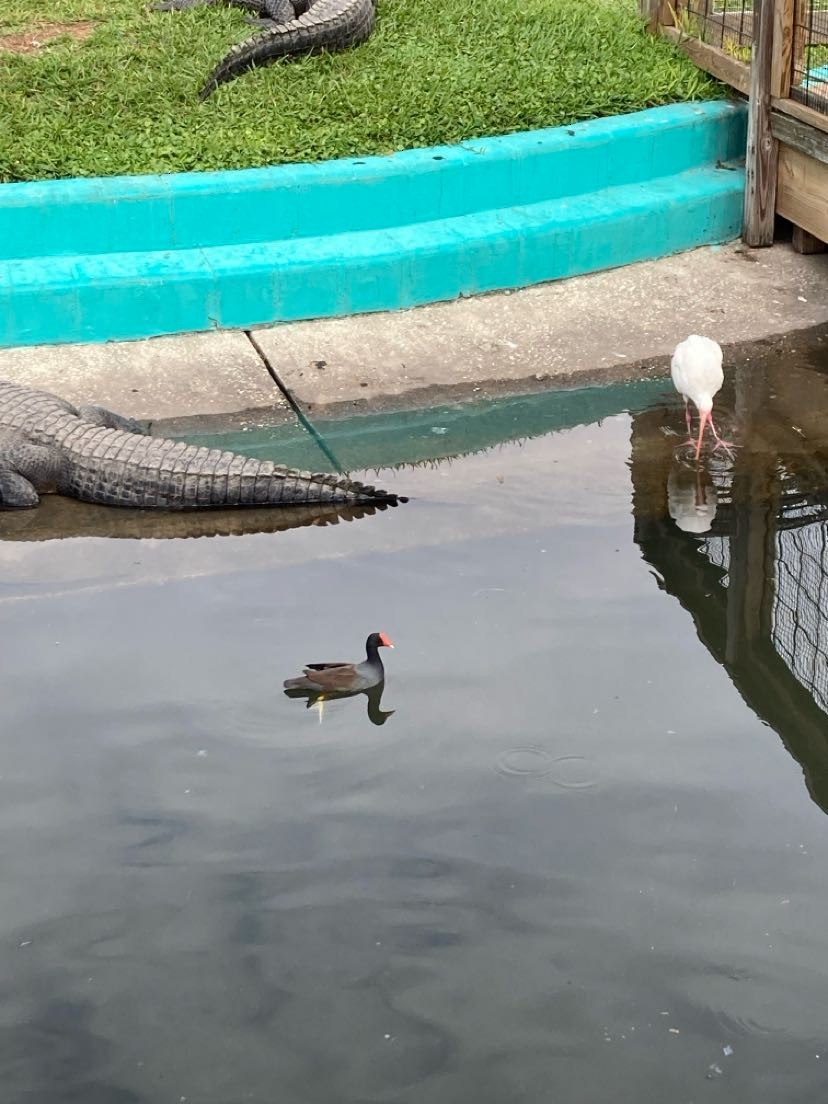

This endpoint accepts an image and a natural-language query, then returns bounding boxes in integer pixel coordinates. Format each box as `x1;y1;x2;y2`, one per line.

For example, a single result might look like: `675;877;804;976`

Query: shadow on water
0;497;395;543
631;329;828;815
177;376;670;476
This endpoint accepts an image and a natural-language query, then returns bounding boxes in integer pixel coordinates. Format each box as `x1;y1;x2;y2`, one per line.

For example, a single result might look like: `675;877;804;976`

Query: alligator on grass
0;380;405;511
156;0;377;99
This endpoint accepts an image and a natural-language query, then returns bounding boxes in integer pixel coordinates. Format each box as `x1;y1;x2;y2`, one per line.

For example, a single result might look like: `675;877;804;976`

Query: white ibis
670;335;733;460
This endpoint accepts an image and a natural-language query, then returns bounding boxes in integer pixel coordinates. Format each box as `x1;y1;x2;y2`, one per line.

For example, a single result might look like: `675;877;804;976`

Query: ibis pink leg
683;400;695;447
708;414;736;454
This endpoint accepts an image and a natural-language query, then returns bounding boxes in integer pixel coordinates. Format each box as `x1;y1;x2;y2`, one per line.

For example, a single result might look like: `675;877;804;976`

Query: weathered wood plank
773;95;828;136
770;0;794;98
639;0;671;32
660;26;751;94
770;109;828;165
777;143;828;243
792;225;827;253
744;0;779;246
638;0;660;31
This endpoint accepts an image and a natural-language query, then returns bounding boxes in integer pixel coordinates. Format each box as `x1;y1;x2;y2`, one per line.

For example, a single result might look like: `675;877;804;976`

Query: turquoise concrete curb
0;101;746;347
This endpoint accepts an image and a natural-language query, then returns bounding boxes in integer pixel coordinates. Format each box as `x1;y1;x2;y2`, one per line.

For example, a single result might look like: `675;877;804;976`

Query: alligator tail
199;0;376;97
63;432;406;510
131;461;407;510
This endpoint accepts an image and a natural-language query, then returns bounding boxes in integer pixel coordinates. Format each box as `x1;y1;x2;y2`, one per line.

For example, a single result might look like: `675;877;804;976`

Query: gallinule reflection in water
283;632;396;725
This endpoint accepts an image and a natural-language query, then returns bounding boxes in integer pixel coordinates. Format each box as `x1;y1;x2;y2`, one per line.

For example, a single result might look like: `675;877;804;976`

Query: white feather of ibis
670;334;724;414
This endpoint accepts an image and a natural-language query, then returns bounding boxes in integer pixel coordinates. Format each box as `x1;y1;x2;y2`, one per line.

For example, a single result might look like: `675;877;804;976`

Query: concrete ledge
0;331;286;420
253;241;828;415
0;102;747;347
2;241;825;426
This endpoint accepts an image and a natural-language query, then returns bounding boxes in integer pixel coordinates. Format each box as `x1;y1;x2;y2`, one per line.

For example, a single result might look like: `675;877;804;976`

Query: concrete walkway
2;241;827;428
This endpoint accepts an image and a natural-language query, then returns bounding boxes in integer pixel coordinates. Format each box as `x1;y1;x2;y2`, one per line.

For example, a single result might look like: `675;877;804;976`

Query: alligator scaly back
198;0;377;98
0;380;406;512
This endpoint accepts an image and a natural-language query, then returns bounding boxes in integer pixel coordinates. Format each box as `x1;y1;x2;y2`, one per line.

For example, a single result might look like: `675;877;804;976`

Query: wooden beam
793;0;808;81
770;109;828;165
639;0;672;31
792;225;827;253
777;143;828;243
660;26;751;94
772;95;828;136
770;0;795;98
744;0;779;246
657;0;676;27
639;0;660;31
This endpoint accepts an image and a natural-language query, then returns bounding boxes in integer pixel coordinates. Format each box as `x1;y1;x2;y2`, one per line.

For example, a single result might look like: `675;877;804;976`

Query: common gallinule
670;335;734;459
283;632;394;694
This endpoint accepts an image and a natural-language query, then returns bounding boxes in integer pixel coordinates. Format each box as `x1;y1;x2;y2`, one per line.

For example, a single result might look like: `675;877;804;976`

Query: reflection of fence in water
696;491;828;715
773;521;828;714
700;533;730;582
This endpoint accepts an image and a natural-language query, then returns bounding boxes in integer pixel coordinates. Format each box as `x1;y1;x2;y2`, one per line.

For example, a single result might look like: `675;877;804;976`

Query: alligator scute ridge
157;0;377;98
0;380;406;512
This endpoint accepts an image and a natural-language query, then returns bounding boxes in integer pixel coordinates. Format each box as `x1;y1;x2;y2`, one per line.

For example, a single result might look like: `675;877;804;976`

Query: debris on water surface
723;1045;733;1056
706;1063;724;1080
431;426;447;435
669;1028;680;1035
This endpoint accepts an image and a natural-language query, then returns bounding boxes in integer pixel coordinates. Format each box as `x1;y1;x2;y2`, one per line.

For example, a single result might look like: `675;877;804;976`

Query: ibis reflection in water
634;336;828;810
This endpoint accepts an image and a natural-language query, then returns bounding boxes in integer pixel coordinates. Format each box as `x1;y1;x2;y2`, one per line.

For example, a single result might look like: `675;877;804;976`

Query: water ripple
494;748;598;789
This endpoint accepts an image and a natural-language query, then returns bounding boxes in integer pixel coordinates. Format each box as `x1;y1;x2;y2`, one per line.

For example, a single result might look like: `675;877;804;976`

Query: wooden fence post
771;0;795;99
639;0;661;32
640;0;676;32
743;0;780;246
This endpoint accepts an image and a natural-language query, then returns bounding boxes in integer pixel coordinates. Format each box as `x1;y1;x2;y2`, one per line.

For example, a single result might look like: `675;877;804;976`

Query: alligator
156;0;377;99
0;380;405;512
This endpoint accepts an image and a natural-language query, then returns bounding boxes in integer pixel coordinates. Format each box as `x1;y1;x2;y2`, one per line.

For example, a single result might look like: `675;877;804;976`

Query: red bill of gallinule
283;632;394;694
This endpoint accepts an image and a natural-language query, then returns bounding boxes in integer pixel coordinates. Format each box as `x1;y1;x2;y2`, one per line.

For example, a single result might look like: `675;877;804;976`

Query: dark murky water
2;331;828;1103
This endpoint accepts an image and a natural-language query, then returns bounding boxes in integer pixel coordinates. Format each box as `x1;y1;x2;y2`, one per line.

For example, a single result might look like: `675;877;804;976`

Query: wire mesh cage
791;0;828;114
671;0;828;115
677;0;754;58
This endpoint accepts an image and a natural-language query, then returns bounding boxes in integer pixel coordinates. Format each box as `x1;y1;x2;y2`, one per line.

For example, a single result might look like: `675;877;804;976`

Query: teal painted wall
0;102;747;347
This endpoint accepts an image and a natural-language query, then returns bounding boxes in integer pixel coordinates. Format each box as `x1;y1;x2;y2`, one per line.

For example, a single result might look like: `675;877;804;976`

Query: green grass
0;0;723;181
